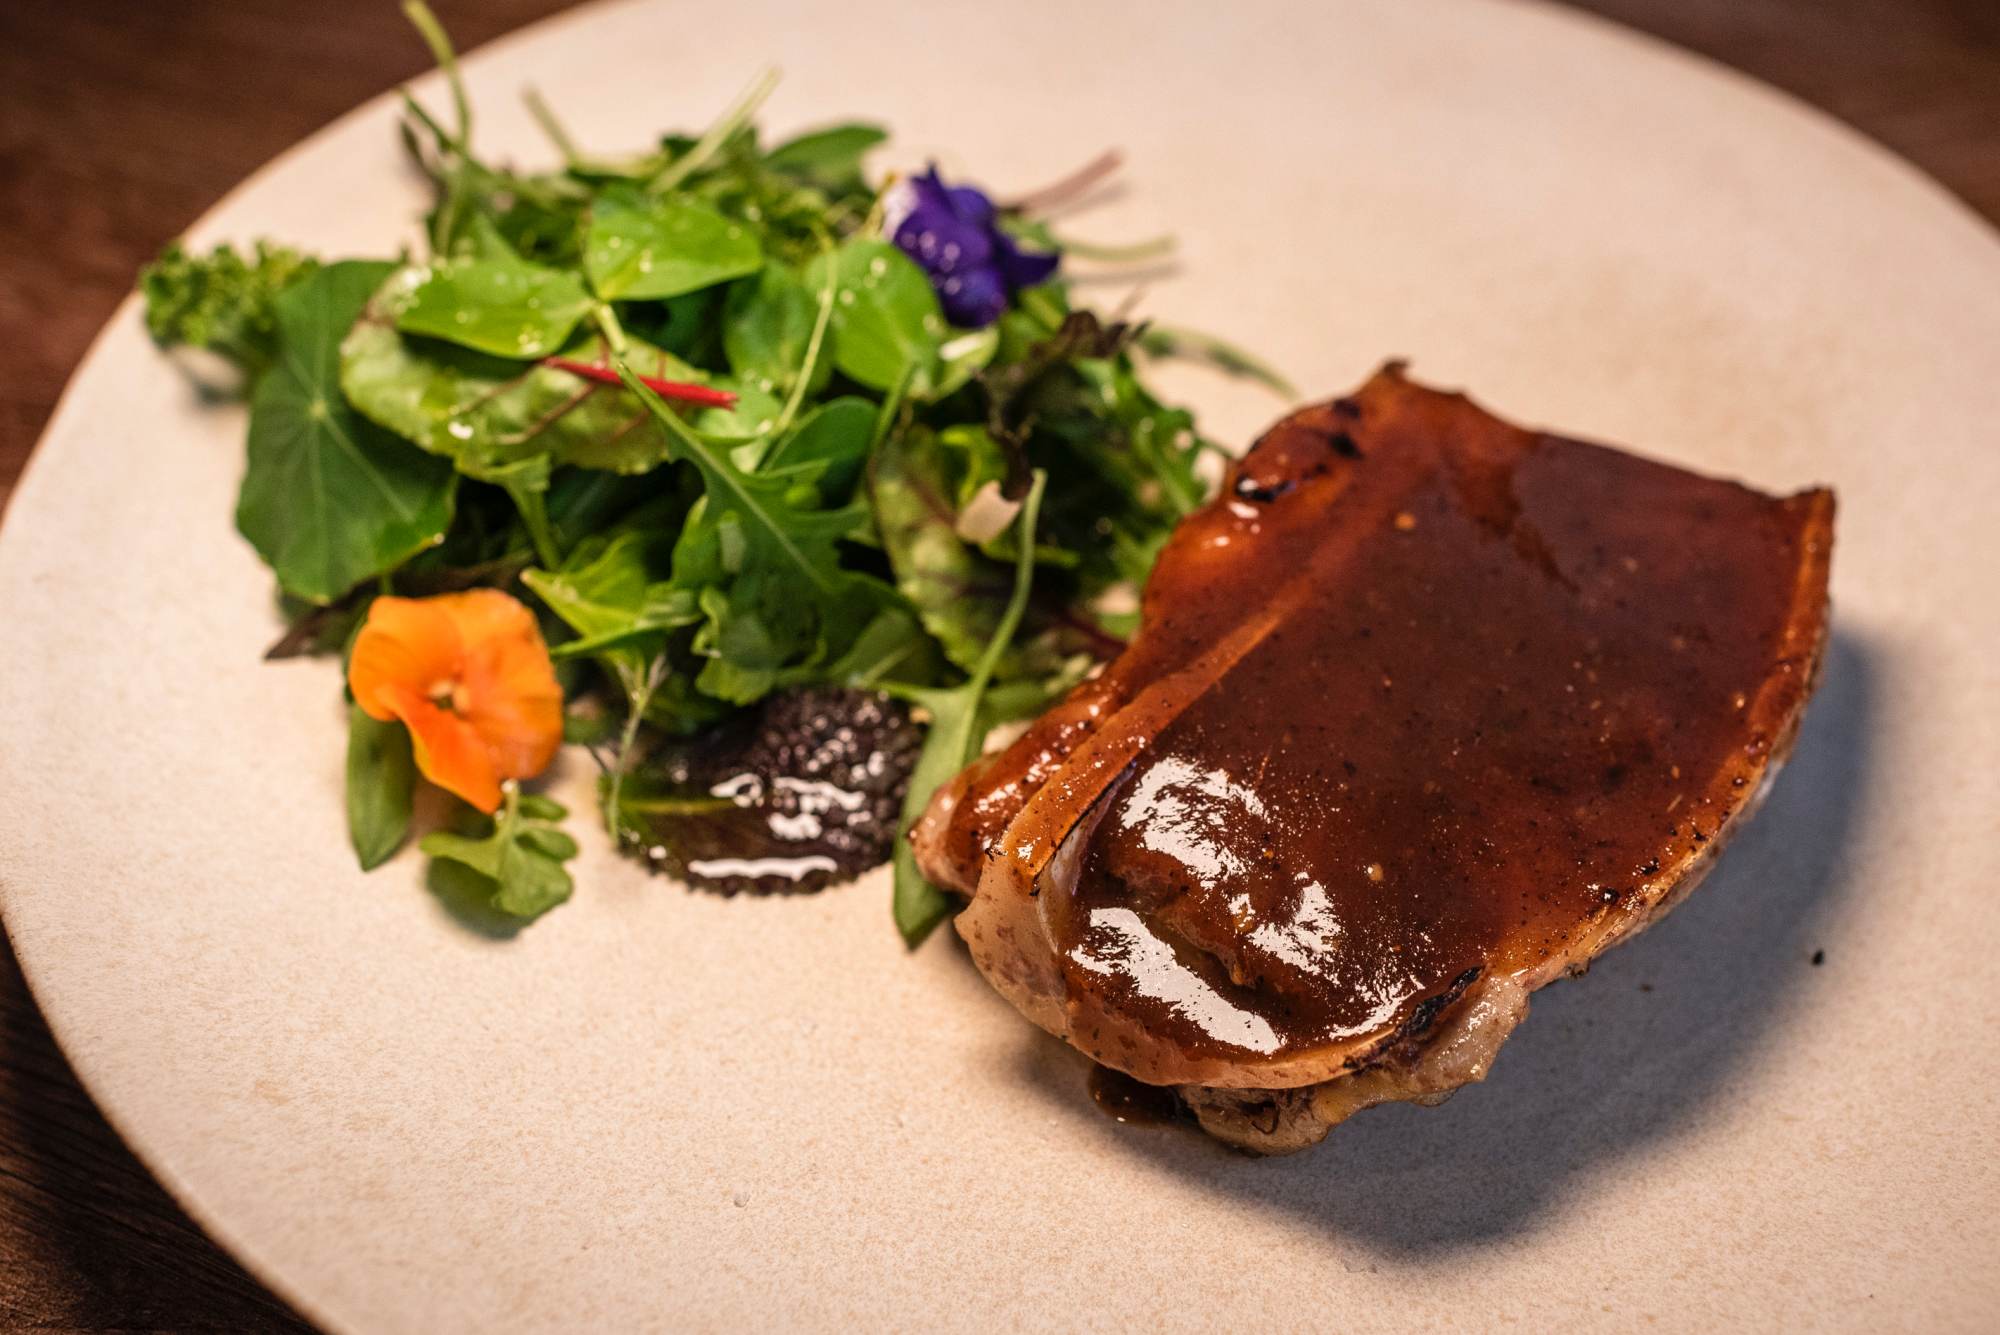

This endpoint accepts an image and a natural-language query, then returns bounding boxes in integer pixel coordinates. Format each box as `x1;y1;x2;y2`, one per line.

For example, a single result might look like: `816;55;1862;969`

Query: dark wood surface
1;0;1995;1328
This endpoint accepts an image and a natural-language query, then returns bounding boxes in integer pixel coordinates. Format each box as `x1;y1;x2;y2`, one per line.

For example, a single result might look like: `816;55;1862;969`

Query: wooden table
1;0;1995;1326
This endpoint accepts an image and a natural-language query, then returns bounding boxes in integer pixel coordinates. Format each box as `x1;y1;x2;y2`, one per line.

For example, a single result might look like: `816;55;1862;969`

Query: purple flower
888;166;1060;328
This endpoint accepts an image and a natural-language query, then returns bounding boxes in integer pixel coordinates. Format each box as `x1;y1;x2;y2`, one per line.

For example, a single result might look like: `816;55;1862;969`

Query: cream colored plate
3;1;1997;1329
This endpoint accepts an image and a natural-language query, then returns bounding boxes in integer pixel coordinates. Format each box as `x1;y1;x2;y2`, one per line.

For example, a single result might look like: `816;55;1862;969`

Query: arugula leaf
420;788;578;919
523;528;699;662
346;704;415;870
525;514;725;836
809;238;946;396
392;251;595;358
975;314;1210;592
237;260;456;603
762;396;876;501
689;567;904;705
891;471;1047;947
139;240;320;381
623;367;862;601
763;123;885;196
616;360;899;706
584;189;763;301
824;599;938;688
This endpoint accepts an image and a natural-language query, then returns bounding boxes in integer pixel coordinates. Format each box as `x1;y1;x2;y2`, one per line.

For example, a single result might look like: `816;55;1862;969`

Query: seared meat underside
915;366;1834;1154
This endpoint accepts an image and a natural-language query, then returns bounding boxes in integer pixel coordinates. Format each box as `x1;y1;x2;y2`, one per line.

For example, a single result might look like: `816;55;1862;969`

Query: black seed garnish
612;688;923;896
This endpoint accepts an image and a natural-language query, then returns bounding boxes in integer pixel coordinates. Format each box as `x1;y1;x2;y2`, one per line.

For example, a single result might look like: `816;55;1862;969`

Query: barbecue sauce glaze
921;365;1833;1086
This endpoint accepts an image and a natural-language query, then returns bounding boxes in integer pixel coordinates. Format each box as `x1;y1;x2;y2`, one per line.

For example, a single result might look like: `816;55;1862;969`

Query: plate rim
3;0;1996;1328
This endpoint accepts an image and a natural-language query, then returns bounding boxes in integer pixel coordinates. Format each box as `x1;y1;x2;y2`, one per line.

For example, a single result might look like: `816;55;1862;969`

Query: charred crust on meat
1391;966;1483;1047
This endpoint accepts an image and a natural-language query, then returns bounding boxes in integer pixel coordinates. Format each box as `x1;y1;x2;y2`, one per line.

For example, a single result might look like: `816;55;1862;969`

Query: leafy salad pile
140;4;1285;944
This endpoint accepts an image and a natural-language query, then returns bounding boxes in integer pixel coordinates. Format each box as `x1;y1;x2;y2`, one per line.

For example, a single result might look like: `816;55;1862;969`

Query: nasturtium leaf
346;704;415;871
584;191;763;301
808;239;946;396
722;263;831;398
762;122;886;196
236;260;456;604
392;252;594;358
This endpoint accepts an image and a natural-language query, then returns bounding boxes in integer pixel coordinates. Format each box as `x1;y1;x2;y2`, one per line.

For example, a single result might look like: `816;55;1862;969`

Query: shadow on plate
1008;627;1879;1258
425;858;529;941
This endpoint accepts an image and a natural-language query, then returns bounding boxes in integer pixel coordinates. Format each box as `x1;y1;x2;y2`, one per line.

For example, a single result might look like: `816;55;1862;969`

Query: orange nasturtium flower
347;591;563;814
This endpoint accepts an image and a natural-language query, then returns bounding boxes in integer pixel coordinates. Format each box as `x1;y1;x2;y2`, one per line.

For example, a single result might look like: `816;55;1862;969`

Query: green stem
402;2;471;151
604;656;666;843
887;471;1047;946
1017;284;1068;334
859;170;897;239
647;67;780;195
1136;323;1298;399
773;235;838;437
397;89;459;156
868;369;912;456
1055;233;1177;264
957;470;1045;730
522;86;582;167
592;301;629;356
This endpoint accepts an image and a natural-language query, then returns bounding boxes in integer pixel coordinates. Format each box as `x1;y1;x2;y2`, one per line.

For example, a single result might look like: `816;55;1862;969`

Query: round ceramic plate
4;1;1997;1329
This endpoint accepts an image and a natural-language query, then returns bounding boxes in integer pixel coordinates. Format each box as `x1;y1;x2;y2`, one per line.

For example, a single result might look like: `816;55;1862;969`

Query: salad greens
139;2;1281;941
